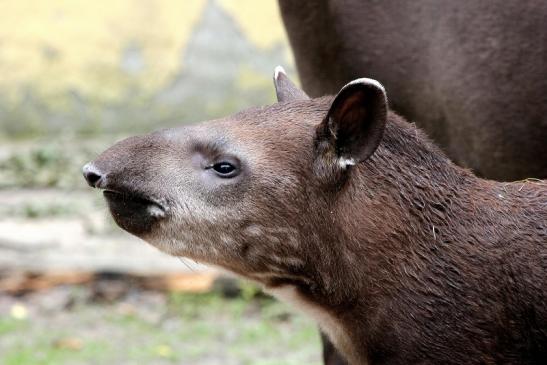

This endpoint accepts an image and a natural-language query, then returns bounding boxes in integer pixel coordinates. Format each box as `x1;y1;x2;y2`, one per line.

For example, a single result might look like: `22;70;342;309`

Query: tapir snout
83;133;175;235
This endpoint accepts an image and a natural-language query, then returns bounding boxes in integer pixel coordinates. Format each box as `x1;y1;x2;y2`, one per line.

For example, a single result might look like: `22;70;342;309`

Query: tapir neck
310;112;478;297
290;115;456;358
342;112;480;260
292;113;545;364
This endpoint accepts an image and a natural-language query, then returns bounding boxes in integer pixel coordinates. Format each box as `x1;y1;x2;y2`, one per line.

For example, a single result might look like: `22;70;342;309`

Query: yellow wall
0;0;288;100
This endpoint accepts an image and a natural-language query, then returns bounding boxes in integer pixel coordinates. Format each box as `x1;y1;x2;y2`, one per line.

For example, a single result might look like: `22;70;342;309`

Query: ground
0;281;321;365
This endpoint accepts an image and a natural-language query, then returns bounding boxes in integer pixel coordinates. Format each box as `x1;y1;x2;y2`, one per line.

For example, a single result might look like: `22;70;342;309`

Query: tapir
83;69;547;364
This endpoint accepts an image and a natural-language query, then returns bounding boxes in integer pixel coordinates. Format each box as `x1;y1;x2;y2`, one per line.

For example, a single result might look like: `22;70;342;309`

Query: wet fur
88;95;547;364
259;101;547;364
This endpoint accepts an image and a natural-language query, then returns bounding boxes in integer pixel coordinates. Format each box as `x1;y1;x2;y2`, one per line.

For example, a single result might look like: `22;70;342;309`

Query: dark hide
278;0;547;181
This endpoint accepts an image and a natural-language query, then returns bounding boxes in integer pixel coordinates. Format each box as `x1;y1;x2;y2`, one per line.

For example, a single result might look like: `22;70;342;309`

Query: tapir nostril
82;163;105;188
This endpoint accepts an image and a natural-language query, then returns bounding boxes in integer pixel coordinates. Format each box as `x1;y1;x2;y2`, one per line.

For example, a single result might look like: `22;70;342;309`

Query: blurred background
0;0;321;364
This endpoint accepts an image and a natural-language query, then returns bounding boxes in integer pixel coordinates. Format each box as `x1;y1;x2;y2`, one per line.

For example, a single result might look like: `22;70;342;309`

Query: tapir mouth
102;188;167;236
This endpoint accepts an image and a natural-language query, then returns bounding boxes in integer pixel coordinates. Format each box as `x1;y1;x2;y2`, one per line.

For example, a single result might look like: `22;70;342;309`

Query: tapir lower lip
102;189;167;235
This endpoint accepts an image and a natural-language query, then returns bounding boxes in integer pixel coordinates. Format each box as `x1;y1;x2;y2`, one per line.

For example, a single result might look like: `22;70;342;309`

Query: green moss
0;318;28;336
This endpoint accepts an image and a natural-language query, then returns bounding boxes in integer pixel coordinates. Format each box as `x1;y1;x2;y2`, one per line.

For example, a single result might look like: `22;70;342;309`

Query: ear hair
273;66;309;102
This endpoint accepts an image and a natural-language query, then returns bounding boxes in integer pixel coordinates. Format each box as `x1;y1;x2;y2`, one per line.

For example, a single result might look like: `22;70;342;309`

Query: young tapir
83;68;547;365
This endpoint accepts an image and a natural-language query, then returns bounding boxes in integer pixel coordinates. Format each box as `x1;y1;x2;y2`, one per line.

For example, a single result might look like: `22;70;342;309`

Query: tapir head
83;67;387;283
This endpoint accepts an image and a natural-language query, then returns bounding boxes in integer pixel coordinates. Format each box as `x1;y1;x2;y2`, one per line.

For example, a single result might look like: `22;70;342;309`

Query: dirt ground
0;279;322;365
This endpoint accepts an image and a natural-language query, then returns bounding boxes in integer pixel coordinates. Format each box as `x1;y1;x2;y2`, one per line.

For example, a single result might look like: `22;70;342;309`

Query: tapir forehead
159;97;332;165
214;96;331;133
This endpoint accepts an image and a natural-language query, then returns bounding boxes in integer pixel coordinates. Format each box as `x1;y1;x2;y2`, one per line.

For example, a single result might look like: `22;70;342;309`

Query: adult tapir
278;0;547;182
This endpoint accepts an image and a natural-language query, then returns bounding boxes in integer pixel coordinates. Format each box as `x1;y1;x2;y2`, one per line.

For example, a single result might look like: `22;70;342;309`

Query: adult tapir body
278;0;547;181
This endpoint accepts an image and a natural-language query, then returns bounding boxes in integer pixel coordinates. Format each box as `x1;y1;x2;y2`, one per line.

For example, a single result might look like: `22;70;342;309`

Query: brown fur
278;0;547;181
84;79;547;364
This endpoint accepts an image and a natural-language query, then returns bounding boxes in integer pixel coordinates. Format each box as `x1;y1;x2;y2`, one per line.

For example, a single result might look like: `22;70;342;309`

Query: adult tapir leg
321;333;348;365
279;0;547;181
277;0;349;97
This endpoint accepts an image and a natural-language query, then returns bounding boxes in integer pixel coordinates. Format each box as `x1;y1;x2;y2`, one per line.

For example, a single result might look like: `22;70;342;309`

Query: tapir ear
273;66;309;102
315;78;387;171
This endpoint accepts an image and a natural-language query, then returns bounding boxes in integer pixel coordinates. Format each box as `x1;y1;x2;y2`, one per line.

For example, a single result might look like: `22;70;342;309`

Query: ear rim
316;77;388;170
273;65;309;102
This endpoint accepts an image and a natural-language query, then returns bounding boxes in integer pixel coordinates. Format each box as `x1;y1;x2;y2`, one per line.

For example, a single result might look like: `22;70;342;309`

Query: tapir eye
211;162;238;178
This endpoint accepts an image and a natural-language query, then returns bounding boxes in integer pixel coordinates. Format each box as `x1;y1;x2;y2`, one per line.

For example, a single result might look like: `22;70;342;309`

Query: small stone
154;344;173;358
53;337;83;351
10;303;27;320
